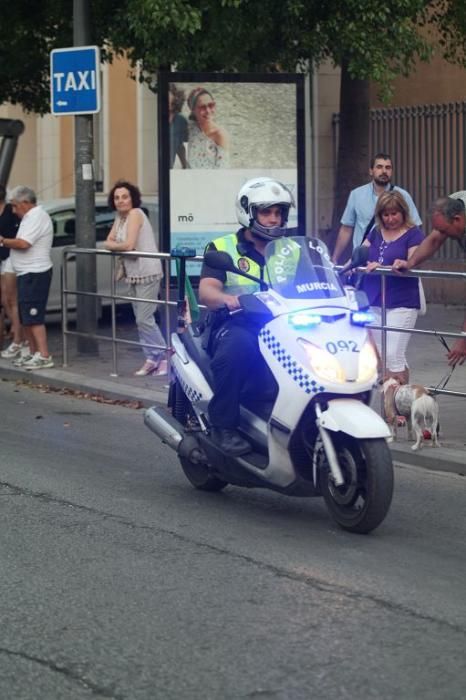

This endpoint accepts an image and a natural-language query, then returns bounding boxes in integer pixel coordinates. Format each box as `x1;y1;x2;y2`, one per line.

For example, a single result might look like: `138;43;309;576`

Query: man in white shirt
0;186;54;369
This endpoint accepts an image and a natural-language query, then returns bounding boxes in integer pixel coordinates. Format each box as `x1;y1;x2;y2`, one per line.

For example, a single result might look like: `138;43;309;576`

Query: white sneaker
13;353;34;367
1;342;22;359
22;352;54;370
20;342;31;358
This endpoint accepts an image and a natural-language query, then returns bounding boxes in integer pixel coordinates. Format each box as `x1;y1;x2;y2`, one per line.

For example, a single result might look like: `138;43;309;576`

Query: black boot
211;428;251;456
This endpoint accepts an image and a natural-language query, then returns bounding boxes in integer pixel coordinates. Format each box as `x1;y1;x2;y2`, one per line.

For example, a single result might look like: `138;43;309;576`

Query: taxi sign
50;46;100;115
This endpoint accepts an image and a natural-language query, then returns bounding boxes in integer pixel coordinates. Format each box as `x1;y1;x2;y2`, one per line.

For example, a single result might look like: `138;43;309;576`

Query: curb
1;362;464;477
389;442;465;475
0;364;168;409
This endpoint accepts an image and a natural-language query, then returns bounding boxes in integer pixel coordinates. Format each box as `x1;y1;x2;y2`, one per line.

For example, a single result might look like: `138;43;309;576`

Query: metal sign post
50;30;100;354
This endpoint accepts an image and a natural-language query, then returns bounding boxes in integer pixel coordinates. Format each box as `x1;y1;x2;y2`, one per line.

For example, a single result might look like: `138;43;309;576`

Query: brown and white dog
382;378;440;451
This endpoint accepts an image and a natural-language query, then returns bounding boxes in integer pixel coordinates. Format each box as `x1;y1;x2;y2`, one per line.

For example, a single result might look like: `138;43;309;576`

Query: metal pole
163;258;171;362
74;0;98;354
380;273;387;417
110;255;118;376
62;250;69;367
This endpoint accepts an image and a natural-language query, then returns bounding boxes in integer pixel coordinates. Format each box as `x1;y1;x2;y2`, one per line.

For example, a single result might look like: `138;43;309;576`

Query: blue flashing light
289;310;322;330
351;310;374;326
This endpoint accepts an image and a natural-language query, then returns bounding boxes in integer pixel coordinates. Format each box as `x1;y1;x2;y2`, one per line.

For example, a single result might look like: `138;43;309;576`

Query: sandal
134;359;159;376
154;359;168;376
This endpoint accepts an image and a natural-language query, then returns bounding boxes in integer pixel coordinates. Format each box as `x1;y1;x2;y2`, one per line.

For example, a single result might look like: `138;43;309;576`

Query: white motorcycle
145;236;393;534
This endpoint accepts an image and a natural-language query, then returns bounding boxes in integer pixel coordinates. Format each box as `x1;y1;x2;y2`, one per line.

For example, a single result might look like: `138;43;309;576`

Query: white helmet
235;177;295;240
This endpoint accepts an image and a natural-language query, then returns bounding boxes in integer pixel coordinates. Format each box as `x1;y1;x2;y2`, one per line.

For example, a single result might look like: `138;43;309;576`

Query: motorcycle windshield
264;236;345;300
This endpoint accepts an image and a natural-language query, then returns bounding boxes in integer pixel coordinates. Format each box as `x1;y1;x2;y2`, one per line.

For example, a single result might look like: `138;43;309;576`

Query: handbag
114;256;126;281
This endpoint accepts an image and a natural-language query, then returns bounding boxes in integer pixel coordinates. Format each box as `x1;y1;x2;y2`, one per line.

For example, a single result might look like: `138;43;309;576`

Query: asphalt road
0;379;465;700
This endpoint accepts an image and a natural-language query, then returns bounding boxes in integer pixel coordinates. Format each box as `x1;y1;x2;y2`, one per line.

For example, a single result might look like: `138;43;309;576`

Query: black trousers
208;320;276;429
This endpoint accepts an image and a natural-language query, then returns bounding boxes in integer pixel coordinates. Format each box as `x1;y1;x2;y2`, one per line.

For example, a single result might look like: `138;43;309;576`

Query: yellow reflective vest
209;233;302;295
211;233;267;296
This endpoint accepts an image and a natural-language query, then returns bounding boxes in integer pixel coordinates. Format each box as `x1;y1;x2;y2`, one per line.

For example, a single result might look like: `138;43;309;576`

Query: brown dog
382;378;440;451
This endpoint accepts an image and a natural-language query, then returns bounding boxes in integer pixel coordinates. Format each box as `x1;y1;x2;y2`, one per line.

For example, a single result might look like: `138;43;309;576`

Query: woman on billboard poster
187;87;230;168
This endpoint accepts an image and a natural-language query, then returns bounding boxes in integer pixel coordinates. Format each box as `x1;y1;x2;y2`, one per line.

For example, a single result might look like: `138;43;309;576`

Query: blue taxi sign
50;46;100;116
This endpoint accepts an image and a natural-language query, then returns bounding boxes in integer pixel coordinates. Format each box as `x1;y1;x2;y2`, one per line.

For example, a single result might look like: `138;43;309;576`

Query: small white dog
382;378;440;451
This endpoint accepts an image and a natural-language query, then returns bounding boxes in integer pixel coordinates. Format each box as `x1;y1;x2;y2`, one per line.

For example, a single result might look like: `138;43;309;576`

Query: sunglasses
197;101;215;111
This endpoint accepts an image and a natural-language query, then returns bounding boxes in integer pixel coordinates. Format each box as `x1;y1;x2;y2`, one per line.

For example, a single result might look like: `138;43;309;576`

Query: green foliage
1;0;466;112
0;1;72;113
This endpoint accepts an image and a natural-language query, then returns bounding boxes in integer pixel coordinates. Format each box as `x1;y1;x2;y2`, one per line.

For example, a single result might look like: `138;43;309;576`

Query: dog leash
431;333;455;393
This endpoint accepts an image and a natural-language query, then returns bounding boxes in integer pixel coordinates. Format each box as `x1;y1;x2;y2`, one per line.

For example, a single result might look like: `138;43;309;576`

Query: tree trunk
329;58;370;258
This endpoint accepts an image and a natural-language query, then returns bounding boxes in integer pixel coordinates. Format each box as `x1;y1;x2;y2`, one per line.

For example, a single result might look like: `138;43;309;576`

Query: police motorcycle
144;237;394;534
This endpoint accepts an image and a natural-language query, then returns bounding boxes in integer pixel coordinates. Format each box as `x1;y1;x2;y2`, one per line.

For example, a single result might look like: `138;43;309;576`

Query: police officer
199;177;295;455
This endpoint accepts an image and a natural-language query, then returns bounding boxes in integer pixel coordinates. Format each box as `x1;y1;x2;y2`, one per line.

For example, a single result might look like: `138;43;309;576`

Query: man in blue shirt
332;152;422;263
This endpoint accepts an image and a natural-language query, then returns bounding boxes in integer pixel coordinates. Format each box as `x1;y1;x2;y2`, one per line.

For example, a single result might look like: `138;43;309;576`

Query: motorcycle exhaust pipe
144;406;183;452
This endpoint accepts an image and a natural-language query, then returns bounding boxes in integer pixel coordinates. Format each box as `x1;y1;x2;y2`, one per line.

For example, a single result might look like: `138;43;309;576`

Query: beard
374;174;390;187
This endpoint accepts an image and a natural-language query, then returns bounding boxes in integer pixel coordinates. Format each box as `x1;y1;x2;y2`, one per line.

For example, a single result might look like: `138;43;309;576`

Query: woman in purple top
362;190;424;383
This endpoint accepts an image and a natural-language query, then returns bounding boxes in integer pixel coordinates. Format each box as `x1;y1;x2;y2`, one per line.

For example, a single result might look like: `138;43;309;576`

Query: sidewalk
0;305;464;475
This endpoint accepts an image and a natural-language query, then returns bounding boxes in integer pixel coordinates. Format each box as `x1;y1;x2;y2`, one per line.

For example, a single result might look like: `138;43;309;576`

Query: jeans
127;277;166;362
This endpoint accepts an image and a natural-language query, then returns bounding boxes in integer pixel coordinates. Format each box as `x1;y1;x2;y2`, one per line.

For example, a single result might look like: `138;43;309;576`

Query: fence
367;266;466;398
61;247;190;376
333;101;466;261
61;247;466;398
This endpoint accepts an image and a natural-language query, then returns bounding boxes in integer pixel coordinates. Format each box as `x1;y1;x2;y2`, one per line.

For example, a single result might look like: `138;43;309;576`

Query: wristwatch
0;238;4;247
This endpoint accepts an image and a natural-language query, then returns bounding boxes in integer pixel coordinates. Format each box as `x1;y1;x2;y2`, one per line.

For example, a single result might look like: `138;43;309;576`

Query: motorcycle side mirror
204;250;237;272
351;245;369;268
339;245;369;277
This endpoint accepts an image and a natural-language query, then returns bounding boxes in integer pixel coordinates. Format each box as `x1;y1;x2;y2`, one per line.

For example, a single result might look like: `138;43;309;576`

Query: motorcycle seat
180;324;214;388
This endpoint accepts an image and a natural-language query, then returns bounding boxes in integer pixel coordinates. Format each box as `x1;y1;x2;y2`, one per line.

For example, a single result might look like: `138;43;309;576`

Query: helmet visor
252;203;290;227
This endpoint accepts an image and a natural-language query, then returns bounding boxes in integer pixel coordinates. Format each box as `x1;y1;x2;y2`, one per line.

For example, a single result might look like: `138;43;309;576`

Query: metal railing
366;266;466;398
61;247;466;397
61;247;204;376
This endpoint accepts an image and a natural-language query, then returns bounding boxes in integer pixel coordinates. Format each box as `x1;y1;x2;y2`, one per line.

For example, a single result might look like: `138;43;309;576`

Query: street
0;379;465;700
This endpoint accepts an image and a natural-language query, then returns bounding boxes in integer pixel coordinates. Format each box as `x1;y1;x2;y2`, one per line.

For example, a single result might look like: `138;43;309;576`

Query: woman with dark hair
105;180;167;376
362;189;425;383
187;87;230;169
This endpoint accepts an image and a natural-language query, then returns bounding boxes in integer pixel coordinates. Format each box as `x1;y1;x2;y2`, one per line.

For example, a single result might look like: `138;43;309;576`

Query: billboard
158;72;305;273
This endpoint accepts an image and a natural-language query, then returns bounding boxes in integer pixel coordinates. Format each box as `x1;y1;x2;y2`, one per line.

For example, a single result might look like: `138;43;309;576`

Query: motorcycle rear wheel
171;379;228;492
179;456;228;492
318;434;394;534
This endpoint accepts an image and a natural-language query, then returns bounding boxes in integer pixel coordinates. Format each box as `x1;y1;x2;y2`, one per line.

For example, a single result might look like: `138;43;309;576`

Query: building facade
0;57;158;199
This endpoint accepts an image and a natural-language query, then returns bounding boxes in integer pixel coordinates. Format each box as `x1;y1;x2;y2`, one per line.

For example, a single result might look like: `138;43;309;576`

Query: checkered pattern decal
173;366;203;402
259;328;325;395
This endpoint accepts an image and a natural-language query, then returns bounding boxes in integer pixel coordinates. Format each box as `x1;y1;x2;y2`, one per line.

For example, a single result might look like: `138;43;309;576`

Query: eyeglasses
197;102;215;111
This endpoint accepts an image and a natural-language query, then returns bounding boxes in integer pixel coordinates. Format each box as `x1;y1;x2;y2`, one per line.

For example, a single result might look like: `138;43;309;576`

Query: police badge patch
238;257;250;272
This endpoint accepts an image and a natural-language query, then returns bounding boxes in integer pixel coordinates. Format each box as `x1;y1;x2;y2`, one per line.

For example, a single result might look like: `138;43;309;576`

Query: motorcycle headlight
298;339;345;383
351;310;375;326
288;310;322;330
357;341;378;383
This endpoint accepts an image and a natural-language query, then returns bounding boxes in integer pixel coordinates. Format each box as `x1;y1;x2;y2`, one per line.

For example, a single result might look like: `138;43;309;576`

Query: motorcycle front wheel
318;434;394;534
